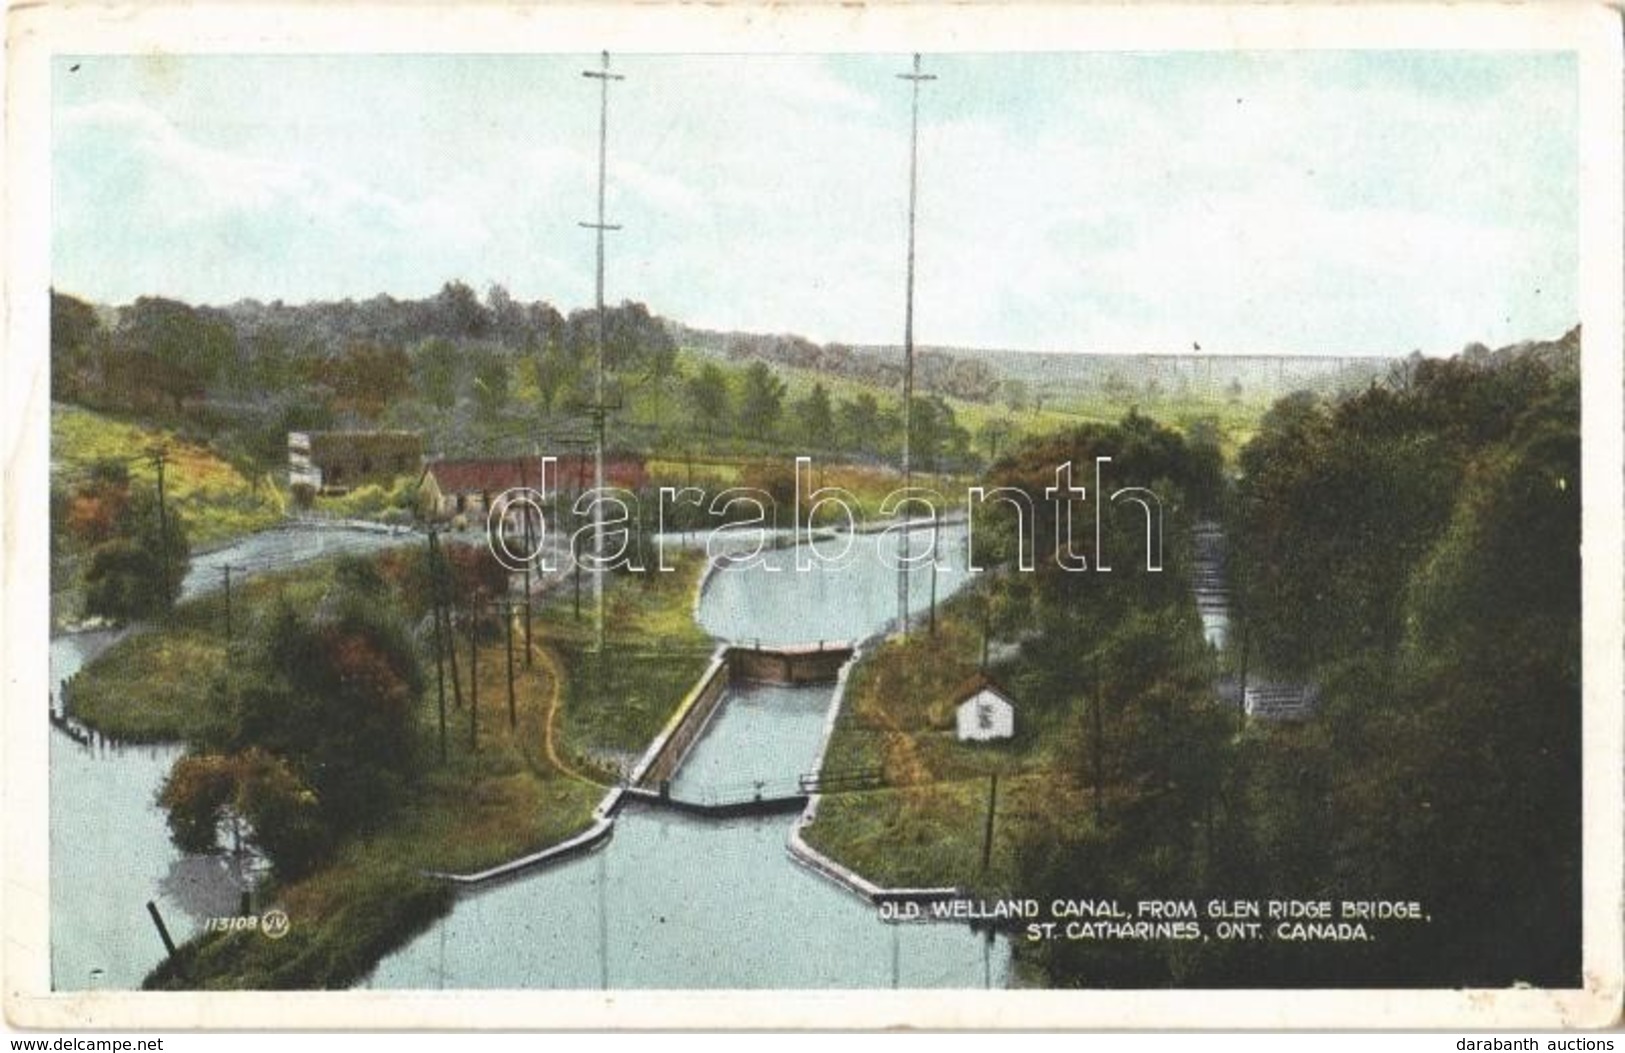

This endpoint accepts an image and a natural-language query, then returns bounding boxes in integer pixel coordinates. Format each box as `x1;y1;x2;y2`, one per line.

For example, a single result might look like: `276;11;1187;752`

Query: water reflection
49;527;422;990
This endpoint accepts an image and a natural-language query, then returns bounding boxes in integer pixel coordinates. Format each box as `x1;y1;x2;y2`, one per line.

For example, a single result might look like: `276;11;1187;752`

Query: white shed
954;680;1016;742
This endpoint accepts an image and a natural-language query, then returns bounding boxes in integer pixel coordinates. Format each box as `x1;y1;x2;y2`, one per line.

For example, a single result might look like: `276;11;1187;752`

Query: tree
738;362;787;441
686;363;731;439
431;280;490;339
158;749;327;879
112;297;235;411
222;572;425;836
794;383;835;450
837;392;886;457
82;487;189;620
1001;378;1031;414
51;290;104;401
469;347;511;417
323;342;411;422
413;338;460;410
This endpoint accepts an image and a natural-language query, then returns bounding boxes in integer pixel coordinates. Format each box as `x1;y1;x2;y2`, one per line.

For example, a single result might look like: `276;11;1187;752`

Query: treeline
668;322;1003;404
51;283;985;474
50;283;676;468
999;329;1579;987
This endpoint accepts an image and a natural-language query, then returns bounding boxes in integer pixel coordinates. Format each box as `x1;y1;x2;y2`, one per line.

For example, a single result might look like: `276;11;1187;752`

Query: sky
52;51;1577;355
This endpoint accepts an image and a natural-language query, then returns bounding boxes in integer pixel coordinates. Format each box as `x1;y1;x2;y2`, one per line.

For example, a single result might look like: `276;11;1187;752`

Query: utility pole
1092;652;1105;825
148;447;172;609
980;591;992;672
467;595;480;752
220;564;236;645
427;529;447;764
575;449;589;622
928;504;941;636
581;49;625;655
895;53;935;639
518;457;533;667
503;598;517;729
980;772;999;873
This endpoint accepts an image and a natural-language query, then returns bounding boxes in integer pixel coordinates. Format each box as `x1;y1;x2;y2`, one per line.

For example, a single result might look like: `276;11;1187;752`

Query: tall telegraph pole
896;53;935;637
581;50;624;654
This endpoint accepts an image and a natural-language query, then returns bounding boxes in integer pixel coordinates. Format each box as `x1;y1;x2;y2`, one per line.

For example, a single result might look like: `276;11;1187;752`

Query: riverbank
797;592;1087;895
62;545;711;989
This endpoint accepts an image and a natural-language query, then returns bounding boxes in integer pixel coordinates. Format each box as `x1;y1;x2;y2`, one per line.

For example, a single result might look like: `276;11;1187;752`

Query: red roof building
419;454;648;522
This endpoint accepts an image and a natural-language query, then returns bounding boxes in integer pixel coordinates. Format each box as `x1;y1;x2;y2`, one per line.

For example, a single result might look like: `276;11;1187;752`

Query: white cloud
51;53;1576;353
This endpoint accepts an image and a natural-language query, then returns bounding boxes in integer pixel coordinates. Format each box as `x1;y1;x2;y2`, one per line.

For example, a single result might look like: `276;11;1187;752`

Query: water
668;682;831;801
48;526;422;990
52;519;1009;990
182;525;418;602
366;803;1005;990
370;521;1007;990
46;629;247;990
698;524;973;645
1192;521;1230;650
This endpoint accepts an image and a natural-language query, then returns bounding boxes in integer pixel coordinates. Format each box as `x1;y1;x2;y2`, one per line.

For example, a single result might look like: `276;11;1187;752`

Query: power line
580;49;626;655
896;53;935;639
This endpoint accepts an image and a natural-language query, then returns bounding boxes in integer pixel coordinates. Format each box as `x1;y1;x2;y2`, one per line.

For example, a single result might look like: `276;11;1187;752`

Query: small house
289;431;423;495
953;676;1016;742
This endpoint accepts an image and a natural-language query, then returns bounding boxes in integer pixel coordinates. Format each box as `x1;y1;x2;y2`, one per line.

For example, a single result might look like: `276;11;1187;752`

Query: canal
50;522;1011;989
368;524;1012;989
48;525;421;990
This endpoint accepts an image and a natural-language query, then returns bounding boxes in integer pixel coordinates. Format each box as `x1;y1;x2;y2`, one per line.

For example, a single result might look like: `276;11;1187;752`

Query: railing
664;776;807;808
799;766;884;794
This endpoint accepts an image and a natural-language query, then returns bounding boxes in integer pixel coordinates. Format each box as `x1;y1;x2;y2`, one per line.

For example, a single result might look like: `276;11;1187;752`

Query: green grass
83;549;714;988
803;774;1079;893
52;402;286;546
540;556;716;764
67;567;333;742
800;592;1088;894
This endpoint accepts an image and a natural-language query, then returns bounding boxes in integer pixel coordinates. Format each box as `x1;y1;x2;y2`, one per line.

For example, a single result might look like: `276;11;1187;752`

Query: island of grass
67;545;712;989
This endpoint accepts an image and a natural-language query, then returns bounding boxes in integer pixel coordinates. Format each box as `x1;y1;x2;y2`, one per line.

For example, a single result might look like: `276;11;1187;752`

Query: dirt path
524;629;604;790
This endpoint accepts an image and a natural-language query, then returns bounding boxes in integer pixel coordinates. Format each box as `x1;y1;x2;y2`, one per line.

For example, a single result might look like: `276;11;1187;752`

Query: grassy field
536;557;716;770
66;545;711;989
799;592;1092;894
68;567;331;742
52;402;286;545
657;349;1273;467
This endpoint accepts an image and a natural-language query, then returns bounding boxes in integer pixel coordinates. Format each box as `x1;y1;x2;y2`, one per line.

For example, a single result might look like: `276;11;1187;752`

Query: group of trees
961;414;1233;985
681;361;974;468
52;458;190;621
159;556;447;879
51;282;996;479
671;323;1003;404
1220;331;1581;986
49;284;680;469
1000;331;1580;988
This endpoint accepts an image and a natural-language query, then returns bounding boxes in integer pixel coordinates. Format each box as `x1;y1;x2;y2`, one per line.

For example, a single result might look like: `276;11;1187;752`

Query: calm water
668;682;831;801
365;801;1005;990
697;525;972;645
47;630;232;990
370;522;1006;990
51;521;1008;990
48;527;421;990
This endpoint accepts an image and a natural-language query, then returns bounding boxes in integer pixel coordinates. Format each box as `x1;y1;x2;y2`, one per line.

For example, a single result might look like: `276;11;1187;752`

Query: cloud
51;53;1576;354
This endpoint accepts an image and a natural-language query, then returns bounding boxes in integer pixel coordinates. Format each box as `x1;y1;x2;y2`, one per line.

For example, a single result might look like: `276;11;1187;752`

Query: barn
288;431;423;495
953;676;1016;742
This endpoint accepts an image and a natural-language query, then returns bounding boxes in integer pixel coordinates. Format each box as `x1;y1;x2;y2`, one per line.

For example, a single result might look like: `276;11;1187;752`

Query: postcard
4;0;1621;1031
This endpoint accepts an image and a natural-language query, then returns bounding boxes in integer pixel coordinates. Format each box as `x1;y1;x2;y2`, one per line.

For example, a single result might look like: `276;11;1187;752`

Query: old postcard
3;0;1621;1031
